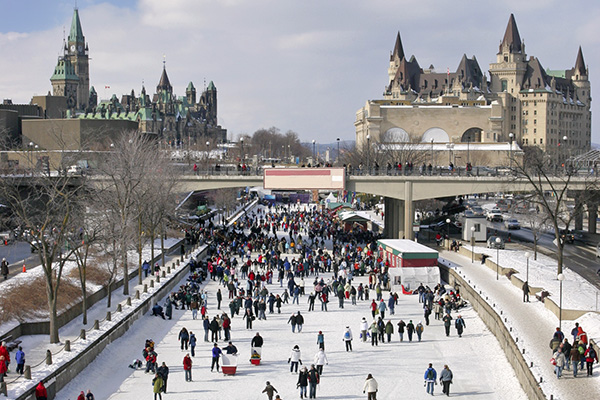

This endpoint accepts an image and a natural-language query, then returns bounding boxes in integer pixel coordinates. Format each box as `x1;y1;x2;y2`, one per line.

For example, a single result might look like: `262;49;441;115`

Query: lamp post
557;273;565;331
336;137;340;166
562;135;568;173
446;218;451;250
446;143;454;168
470;226;476;263
240;137;244;164
205;141;210;173
312;139;316;165
467;137;471;165
430;139;434;170
366;134;371;174
524;251;530;283
508;132;514;171
495;237;502;280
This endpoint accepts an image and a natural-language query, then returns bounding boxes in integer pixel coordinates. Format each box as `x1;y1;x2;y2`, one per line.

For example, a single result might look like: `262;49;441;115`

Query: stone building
355;14;591;167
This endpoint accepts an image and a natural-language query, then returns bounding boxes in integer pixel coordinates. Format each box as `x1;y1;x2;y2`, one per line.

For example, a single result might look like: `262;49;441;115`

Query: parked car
504;218;520;230
470;206;485;216
487;236;505;249
559;229;575;244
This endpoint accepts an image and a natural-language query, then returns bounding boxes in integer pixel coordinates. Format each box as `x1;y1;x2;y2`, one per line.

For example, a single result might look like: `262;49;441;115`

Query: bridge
172;168;598;240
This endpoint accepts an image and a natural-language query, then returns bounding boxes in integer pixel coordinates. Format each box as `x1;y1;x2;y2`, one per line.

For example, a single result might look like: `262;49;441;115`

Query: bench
0;335;22;352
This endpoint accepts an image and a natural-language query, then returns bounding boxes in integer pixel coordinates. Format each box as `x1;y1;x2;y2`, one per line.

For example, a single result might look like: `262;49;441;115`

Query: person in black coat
209;317;220;342
297;366;308;399
251;332;264;348
296;312;305;332
178;328;189;350
157;362;169;393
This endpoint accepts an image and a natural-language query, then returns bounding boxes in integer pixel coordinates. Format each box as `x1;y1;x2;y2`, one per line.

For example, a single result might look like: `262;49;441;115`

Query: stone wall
16;245;208;400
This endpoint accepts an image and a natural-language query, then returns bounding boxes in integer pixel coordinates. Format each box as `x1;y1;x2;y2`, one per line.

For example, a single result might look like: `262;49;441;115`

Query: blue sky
1;0;599;144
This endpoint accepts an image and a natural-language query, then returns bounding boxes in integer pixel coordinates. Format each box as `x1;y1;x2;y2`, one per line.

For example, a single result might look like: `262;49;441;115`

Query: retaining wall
16;245;208;400
438;263;547;400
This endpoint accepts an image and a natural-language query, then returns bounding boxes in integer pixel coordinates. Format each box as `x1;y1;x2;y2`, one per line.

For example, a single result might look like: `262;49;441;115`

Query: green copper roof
90;86;96;93
68;8;85;43
50;58;78;81
187;81;195;91
545;69;566;79
207;81;216;90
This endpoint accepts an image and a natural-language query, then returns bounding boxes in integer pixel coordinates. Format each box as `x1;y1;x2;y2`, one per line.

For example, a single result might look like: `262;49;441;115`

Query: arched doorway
383;127;410;143
461;127;482;142
421;127;449;143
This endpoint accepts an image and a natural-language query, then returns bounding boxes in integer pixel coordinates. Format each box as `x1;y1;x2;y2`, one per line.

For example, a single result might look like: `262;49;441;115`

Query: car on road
559;229;575;244
486;208;503;222
470;206;485;217
487;236;505;249
504;218;520;230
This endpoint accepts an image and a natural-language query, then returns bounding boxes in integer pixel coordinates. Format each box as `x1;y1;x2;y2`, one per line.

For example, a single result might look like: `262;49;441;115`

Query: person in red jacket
35;381;48;400
0;356;7;382
77;391;85;400
0;342;10;369
183;354;192;382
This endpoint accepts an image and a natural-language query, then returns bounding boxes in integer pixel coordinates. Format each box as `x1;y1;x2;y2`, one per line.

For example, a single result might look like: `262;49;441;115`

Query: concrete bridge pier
574;198;584;231
588;203;598;234
383;183;415;240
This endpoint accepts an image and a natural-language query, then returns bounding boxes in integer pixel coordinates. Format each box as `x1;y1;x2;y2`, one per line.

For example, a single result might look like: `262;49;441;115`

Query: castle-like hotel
0;8;226;152
355;14;591;166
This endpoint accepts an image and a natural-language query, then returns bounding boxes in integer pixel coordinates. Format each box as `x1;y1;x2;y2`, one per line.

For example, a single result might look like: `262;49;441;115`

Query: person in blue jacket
15;346;25;375
211;343;222;372
424;363;437;395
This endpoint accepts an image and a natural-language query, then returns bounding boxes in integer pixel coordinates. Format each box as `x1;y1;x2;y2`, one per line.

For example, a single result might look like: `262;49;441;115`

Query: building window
540;138;543;144
501;80;508;92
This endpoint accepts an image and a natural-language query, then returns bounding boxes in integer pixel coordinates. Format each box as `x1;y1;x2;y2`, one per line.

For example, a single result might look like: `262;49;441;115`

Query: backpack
427;369;434;380
344;331;351;340
579;345;585;355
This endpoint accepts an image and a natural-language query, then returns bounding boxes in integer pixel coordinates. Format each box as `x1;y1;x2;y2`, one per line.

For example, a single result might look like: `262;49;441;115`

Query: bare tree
94;130;158;295
511;146;599;274
68;223;100;325
0;172;87;343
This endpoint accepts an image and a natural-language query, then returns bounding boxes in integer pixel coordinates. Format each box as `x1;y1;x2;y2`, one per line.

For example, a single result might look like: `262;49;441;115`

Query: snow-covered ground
53;224;527;399
441;248;600;400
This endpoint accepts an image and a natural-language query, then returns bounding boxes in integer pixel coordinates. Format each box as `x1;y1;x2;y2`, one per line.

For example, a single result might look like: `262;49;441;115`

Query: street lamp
446;218;451;250
467;137;471;165
557;273;565;331
336;137;340;166
366;134;371;174
430;139;434;171
446;143;454;168
205;141;210;172
524;251;530;284
509;132;514;171
240;137;244;163
495;237;502;280
470;226;476;263
562;135;568;173
312;139;316;165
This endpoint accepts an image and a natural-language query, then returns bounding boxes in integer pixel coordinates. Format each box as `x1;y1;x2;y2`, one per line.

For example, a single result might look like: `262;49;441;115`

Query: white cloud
1;0;599;143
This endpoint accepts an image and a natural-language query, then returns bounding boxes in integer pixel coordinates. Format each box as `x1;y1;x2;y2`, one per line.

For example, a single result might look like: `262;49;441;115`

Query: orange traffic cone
22;264;26;273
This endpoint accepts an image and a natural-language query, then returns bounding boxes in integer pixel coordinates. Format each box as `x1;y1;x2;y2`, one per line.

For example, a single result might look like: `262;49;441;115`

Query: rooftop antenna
163;54;166;69
203;77;206;91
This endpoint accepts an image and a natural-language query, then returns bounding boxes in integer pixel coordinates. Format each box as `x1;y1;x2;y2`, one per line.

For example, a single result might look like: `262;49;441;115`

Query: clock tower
65;8;89;110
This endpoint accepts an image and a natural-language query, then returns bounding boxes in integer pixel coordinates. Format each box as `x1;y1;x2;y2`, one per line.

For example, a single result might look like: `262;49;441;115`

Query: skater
397;320;405;342
1;258;8;280
211;343;222;372
439;365;453;396
209;317;220;342
189;332;197;357
370;320;379;346
377;299;387;320
360;317;369;342
316;331;325;350
183;354;192;381
297;366;308;399
252;332;264;349
288;313;298;333
152;373;163;400
553;347;566;378
262;381;279;400
289;345;302;373
522;281;530;302
415;321;424;342
443;314;453;337
343;326;353;351
385;320;394;343
363;373;378;400
406;320;415;342
455;315;466;337
85;390;94;400
157;362;169;393
179;327;190;350
424;363;437;395
314;348;328;375
308;364;320;399
296;312;305;332
224;341;238;354
570;340;581;378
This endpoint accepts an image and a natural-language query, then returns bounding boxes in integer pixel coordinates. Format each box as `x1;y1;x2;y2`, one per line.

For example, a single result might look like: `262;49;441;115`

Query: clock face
70;44;75;52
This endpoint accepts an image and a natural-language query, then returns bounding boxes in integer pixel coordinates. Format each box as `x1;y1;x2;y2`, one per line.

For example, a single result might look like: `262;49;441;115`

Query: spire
499;14;522;54
157;65;172;93
68;8;85;44
391;32;405;61
574;46;586;76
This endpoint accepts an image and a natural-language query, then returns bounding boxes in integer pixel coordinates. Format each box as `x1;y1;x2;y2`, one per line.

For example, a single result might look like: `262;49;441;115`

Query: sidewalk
440;249;600;400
